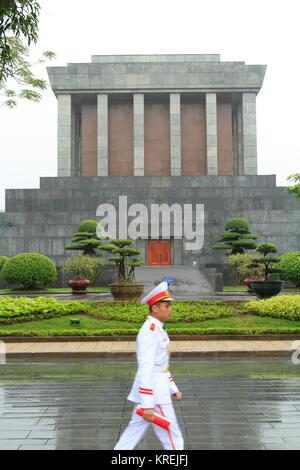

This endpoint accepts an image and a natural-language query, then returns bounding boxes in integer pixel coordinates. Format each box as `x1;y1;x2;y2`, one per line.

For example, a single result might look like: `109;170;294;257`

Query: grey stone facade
1;54;299;286
1;175;300;273
47;54;266;178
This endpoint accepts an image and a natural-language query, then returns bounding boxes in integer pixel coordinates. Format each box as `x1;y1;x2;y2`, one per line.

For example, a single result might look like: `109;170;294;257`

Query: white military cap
140;281;174;306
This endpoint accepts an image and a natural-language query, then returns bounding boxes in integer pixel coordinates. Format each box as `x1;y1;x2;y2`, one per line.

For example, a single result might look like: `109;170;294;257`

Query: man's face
151;301;172;322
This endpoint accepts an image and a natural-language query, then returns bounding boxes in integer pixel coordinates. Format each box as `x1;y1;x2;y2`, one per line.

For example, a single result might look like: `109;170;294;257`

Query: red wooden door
148;240;171;265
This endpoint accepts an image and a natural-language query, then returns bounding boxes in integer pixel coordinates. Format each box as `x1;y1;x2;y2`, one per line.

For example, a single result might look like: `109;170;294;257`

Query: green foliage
78;220;98;233
212;218;258;255
62;254;103;284
276;252;300;287
243;295;300;321
0;256;9;272
228;253;265;284
225;218;250;233
286;173;300;202
248;243;282;281
66;219;106;255
1;326;300;337
86;300;235;323
101;239;143;282
0;253;57;288
0;0;41;82
0;37;56;108
0;296;83;324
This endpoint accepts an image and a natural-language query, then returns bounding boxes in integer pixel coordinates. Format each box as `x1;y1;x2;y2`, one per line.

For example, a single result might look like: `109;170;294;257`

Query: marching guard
114;281;184;450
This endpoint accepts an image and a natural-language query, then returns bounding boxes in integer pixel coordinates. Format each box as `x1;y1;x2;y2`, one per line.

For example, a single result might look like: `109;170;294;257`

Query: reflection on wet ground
0;357;300;450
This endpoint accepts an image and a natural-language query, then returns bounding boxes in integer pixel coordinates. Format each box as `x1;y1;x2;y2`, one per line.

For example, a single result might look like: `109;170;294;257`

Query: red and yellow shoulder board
150;323;155;331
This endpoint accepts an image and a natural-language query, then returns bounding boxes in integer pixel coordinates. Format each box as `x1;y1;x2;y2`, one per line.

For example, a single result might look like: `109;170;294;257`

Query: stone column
170;93;181;175
57;94;72;176
133;93;144;176
97;94;108;176
205;93;218;175
242;93;257;175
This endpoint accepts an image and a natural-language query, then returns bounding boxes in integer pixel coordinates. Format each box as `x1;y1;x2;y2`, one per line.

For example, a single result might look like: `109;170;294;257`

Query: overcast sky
0;0;299;210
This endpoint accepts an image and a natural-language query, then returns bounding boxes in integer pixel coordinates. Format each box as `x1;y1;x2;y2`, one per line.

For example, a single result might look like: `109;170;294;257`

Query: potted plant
101;239;144;300
248;243;284;298
62;254;103;294
228;253;264;292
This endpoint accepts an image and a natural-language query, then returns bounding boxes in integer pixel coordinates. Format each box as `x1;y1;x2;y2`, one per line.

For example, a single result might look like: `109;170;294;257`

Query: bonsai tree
248;243;283;281
101;239;143;283
286;173;300;202
65;219;105;256
277;251;300;287
212;217;258;255
62;254;103;285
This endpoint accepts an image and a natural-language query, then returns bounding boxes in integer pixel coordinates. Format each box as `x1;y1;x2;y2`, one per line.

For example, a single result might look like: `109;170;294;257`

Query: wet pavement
0;357;300;450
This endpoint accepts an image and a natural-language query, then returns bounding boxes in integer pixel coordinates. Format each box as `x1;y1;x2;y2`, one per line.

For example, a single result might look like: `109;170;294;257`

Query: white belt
154;365;169;372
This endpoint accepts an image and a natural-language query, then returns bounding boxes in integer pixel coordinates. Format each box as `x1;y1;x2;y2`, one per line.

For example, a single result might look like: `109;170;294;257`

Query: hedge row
243;295;300;321
1;327;300;337
0;297;84;324
86;301;236;323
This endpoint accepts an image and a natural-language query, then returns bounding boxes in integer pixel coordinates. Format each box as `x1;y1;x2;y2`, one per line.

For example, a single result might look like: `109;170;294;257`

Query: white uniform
114;315;184;450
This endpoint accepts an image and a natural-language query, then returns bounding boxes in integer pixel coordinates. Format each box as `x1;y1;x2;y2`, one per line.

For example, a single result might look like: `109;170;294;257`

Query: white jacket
127;315;179;407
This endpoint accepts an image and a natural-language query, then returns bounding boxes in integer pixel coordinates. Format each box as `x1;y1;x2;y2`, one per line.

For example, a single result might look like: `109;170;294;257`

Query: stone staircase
135;266;215;297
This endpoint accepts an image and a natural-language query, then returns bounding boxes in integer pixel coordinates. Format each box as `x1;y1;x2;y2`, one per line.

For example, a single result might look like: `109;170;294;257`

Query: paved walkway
1;358;300;450
3;339;299;358
0;291;255;302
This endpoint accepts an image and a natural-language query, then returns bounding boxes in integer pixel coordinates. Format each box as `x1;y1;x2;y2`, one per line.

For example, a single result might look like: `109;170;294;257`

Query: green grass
0;287;110;293
1;312;300;335
224;286;300;294
0;315;135;332
224;285;247;291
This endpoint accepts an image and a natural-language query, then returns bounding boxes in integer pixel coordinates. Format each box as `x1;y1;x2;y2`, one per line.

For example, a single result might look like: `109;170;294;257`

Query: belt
154;365;169;372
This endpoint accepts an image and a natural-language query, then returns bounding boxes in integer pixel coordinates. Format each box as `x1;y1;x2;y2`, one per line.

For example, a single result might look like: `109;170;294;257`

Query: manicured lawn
0;287;110;293
0;315;135;332
224;286;247;291
1;312;300;335
224;285;300;294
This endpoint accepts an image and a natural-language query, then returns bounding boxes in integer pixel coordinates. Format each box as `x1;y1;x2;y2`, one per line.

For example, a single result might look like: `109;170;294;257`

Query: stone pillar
242;93;257;175
205;93;218;175
57;94;72;176
97;94;108;176
133;93;144;176
170;93;181;175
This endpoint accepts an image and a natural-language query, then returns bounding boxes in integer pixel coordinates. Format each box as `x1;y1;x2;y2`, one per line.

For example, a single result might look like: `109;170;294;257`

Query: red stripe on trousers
158;405;176;450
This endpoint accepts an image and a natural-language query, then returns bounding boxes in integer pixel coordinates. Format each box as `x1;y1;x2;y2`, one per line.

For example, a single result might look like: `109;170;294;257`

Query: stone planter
68;279;91;294
244;277;264;293
250;280;284;299
109;283;144;301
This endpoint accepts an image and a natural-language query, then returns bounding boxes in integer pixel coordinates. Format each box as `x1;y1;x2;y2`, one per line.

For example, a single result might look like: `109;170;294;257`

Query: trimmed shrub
0;296;84;324
0;253;57;288
277;252;300;287
243;295;300;321
0;327;300;337
86;300;235;323
0;256;9;272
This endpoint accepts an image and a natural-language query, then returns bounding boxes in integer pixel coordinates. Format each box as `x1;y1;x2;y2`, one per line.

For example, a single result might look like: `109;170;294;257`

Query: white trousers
114;403;184;450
